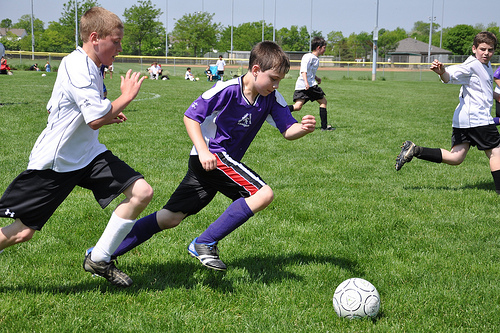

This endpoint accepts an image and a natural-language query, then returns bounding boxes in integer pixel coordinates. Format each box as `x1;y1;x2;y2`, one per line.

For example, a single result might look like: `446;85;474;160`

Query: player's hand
301;115;316;132
120;69;147;101
199;150;217;171
430;59;445;75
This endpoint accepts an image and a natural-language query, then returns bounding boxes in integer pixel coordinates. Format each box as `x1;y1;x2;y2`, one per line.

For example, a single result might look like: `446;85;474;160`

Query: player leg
112;160;218;258
0;219;35;251
291;99;305;112
317;97;334;131
188;153;272;271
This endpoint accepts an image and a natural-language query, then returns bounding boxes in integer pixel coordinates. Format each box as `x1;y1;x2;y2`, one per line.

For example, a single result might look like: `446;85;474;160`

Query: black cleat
395;140;416;171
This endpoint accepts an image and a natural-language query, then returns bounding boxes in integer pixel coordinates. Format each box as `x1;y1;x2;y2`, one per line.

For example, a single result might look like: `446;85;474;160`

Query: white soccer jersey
446;55;494;128
28;47;110;172
295;52;319;90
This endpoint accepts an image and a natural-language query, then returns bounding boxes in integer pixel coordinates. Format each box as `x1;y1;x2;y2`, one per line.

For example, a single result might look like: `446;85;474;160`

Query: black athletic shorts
164;152;266;217
451;125;500;151
0;150;143;230
293;85;326;103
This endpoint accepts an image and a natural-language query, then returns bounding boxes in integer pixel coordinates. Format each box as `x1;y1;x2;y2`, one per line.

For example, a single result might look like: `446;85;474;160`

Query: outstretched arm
88;69;146;129
430;59;450;83
282;115;316;140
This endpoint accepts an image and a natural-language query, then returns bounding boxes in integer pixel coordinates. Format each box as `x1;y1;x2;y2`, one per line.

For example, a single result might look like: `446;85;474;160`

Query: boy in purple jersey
104;41;316;271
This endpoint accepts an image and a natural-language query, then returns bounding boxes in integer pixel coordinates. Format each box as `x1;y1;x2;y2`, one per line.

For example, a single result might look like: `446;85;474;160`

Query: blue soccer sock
196;197;254;244
113;212;162;257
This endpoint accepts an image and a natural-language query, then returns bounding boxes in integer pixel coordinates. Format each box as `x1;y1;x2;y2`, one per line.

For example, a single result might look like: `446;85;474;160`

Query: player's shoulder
201;77;240;100
273;90;288;108
65;48;94;88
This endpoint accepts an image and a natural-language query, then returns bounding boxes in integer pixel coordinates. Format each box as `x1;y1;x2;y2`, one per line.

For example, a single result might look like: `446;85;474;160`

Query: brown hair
248;41;290;74
79;7;123;43
473;31;498;50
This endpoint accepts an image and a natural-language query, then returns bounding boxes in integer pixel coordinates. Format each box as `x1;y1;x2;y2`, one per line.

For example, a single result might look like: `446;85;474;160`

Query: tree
377;27;407;58
218;21;273;52
442;24;480;55
276;25;311;51
1;19;12;28
122;0;164;55
59;0;100;28
169;12;220;57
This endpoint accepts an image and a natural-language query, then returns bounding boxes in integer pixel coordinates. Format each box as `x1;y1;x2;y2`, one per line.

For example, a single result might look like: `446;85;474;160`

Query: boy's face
473;42;495;65
96;28;123;66
317;45;326;55
252;66;286;96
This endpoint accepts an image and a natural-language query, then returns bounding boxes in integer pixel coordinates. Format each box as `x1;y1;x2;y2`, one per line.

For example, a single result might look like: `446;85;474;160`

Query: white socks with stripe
90;212;136;263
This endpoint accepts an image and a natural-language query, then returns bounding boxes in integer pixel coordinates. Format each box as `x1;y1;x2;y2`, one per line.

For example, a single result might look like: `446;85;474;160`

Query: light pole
165;0;168;63
309;0;313;52
75;0;78;49
231;0;234;58
273;0;276;42
439;0;444;48
262;0;265;42
31;0;35;60
371;0;379;81
427;0;435;63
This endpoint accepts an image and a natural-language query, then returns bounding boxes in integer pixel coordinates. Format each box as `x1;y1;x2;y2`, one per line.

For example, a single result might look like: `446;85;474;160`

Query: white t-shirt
216;59;225;71
445;55;494;128
28;47;110;172
295;53;319;90
149;65;160;75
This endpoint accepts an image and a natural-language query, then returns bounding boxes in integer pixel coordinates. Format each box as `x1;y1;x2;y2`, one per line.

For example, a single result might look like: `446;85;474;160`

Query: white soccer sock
91;212;136;263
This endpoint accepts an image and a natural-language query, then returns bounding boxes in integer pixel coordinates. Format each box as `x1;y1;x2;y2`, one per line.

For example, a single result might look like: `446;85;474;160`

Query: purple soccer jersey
184;76;298;161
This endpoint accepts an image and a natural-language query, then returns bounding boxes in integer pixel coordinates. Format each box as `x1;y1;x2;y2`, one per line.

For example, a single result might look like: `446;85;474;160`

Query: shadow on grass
404;180;494;192
0;253;359;294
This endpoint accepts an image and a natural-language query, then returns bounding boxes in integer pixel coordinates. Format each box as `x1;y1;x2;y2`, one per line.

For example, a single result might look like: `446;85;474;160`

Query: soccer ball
333;278;380;319
195;77;199;81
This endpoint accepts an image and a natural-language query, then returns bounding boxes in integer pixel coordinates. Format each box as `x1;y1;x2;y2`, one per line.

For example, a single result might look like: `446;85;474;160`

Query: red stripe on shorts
215;154;260;196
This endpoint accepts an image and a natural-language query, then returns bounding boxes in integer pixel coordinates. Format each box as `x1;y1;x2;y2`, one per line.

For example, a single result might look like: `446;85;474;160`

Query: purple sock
113;212;162;257
196;197;254;244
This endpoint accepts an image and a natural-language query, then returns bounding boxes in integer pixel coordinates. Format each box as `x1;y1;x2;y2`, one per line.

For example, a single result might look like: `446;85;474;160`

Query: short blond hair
79;7;123;43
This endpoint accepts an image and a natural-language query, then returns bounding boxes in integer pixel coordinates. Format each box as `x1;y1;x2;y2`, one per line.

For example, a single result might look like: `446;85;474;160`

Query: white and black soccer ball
333;278;380;319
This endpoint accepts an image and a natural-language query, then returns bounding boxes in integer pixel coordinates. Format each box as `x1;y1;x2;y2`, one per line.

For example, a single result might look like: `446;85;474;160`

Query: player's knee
259;186;274;206
18;228;35;243
156;209;184;230
133;180;154;207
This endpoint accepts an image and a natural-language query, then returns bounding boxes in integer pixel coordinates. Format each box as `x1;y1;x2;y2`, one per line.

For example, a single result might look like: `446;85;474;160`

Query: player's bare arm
430;59;450;83
184;115;217;171
282;115;316;140
88;70;146;129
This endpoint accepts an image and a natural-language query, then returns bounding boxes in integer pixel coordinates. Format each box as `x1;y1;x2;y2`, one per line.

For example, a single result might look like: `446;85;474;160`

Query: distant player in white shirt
0;7;153;287
216;55;226;81
289;37;334;131
396;31;500;193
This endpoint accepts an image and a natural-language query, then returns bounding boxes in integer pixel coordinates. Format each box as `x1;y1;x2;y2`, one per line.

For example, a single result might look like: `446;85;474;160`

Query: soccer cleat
395;140;416;171
321;125;335;131
83;250;133;287
188;238;227;271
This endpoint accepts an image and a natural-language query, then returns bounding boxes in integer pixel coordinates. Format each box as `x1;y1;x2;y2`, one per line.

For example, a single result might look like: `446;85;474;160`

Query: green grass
1;70;500;332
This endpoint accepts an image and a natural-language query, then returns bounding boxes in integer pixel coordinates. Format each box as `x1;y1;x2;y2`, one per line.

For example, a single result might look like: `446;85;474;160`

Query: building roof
0;28;27;39
390;37;452;55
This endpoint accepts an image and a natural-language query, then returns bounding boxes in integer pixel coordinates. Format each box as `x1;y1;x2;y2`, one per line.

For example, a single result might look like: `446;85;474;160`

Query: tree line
1;0;499;60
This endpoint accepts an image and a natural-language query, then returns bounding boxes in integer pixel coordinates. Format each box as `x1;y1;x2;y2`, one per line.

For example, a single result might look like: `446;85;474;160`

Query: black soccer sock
319;107;328;129
491;170;500;194
414;147;442;163
288;105;294;112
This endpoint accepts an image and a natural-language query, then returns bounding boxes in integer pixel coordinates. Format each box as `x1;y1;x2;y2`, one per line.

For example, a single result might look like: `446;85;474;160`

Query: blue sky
1;0;498;37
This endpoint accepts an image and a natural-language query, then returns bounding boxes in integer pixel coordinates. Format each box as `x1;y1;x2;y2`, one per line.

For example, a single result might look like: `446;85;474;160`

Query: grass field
1;69;500;332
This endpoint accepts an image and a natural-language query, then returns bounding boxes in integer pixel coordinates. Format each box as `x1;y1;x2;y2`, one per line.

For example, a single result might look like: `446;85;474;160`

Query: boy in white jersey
0;7;153;287
289;36;334;131
99;41;316;272
395;32;500;193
